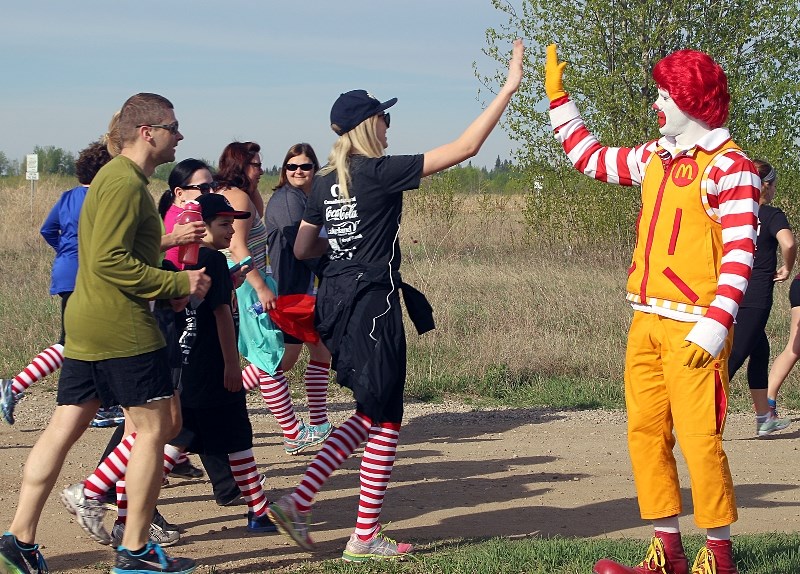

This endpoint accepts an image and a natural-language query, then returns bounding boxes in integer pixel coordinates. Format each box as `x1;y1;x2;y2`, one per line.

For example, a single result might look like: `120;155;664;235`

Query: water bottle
177;200;203;266
249;301;265;317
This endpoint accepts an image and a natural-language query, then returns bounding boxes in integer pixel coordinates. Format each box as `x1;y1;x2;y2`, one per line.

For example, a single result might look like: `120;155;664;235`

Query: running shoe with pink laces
342;524;413;562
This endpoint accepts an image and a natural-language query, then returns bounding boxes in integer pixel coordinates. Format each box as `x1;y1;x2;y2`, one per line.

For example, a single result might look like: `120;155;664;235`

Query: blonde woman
267;39;524;561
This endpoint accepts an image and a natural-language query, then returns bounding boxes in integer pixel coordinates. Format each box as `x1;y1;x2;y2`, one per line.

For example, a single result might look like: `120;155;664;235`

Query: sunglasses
136;121;180;135
181;182;217;194
381;112;390;128
286;163;314;172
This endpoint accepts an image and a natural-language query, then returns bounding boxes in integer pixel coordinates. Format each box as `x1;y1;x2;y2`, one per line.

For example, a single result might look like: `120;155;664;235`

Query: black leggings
58;291;72;346
728;306;771;390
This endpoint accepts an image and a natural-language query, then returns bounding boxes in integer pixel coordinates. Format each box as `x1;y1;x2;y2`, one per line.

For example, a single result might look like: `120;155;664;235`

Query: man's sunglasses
286;163;314;172
181;182;217;194
136;121;180;135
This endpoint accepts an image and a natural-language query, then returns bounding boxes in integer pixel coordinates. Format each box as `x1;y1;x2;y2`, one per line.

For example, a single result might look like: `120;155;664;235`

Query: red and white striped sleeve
686;151;759;356
549;98;652;187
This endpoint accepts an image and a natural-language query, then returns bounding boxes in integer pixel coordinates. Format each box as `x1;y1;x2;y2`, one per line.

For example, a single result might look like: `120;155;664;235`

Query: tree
0;151;9;176
153;162;175;183
32;145;76;175
478;0;800;216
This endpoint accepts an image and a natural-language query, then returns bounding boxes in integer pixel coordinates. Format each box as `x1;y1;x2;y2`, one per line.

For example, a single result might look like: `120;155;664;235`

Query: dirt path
1;391;798;573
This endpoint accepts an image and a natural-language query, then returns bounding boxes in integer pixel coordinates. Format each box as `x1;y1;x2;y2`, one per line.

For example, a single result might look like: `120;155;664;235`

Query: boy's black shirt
178;246;244;408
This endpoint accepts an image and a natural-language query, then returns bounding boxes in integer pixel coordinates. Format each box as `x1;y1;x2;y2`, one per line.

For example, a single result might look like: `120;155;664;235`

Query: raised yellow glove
545;43;567;101
680;340;715;369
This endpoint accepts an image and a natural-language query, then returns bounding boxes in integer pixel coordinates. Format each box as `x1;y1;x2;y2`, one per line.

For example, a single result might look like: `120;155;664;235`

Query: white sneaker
342;524;413;562
60;483;110;544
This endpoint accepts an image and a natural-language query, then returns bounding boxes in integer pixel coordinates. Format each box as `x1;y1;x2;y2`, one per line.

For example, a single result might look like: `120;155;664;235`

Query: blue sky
1;1;520;171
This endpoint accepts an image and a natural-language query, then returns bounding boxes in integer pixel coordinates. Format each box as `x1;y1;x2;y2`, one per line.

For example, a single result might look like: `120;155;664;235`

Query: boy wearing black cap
175;194;277;533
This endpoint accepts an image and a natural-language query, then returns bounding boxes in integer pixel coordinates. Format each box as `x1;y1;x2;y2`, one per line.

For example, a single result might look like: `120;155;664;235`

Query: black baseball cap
330;89;397;136
196;194;250;221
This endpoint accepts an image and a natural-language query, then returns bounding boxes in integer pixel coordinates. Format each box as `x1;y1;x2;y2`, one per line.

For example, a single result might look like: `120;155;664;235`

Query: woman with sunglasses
158;158;215;269
267;39;524;561
242;143;334;455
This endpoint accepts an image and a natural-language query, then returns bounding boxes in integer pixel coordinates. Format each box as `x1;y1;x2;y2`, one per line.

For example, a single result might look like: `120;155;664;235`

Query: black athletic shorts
57;347;174;408
180;397;253;455
790;277;800;308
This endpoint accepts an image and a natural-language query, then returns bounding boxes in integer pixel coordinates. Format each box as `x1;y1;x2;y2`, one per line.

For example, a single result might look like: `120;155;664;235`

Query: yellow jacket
626;141;741;315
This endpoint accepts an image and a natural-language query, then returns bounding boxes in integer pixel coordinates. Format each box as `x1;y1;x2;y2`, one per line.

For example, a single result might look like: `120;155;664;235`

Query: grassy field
1;174;799;573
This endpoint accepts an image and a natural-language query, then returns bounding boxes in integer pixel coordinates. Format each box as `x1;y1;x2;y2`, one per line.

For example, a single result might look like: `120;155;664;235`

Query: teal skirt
236;269;284;375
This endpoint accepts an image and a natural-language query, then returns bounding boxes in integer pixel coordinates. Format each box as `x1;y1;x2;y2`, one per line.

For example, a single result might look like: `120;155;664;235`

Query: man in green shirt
0;93;209;574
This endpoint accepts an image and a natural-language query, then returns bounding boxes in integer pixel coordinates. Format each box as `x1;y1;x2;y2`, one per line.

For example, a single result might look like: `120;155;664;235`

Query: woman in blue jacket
0;140;112;426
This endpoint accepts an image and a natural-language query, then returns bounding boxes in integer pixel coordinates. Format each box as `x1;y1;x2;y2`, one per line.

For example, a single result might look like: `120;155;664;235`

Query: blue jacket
40;185;88;295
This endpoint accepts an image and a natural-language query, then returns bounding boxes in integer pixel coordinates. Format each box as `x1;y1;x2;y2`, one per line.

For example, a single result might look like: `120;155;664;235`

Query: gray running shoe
266;494;314;550
110;511;180;549
0;379;17;425
342;524;413;562
60;482;111;544
757;413;792;437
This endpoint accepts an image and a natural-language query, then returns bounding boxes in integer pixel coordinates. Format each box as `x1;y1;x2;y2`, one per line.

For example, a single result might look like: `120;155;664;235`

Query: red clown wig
652;50;730;129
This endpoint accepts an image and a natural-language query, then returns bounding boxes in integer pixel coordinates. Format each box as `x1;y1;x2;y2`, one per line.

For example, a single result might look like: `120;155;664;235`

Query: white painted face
653;88;692;137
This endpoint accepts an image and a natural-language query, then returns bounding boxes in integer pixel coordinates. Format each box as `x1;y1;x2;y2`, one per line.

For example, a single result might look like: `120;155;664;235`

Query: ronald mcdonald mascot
545;45;760;574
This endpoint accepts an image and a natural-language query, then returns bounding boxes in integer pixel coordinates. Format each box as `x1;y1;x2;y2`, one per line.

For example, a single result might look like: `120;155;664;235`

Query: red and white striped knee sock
162;444;181;477
83;436;179;500
304;360;330;426
242;363;261;391
229;449;267;516
112;444;180;522
84;433;137;500
116;480;127;524
355;422;400;539
293;412;372;512
11;344;64;395
258;368;301;438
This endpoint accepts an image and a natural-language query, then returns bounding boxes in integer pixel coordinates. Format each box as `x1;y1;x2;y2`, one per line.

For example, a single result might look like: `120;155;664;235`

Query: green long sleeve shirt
64;155;190;360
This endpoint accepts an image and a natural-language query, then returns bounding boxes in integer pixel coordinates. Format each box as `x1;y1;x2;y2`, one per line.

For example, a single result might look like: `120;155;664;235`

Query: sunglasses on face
181;182;217;194
286;163;314;172
135;121;180;135
381;112;390;128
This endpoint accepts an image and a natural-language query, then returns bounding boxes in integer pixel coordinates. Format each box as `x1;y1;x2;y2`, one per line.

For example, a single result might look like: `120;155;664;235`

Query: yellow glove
680;340;715;369
545;44;567;101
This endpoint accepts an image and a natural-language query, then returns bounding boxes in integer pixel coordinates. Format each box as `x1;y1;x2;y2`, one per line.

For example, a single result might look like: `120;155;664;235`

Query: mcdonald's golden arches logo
671;159;698;187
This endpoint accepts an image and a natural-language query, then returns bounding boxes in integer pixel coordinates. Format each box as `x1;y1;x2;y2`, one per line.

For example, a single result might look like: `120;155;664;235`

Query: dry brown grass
401;191;630;393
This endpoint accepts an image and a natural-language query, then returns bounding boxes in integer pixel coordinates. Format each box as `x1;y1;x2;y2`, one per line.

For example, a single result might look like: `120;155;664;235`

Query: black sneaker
111;542;196;573
169;460;204;480
0;532;49;574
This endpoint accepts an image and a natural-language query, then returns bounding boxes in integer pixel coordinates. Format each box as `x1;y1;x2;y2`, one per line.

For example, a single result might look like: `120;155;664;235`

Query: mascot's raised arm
545;43;759;574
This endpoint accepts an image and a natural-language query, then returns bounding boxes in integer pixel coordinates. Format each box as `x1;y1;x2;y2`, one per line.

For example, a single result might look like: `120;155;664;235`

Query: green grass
406;363;624;410
222;534;800;573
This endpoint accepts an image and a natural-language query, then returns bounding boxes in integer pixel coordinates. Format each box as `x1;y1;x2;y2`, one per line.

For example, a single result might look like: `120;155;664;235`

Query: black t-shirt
304;154;424;269
265;184;319;295
178;246;244;407
741;204;791;309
